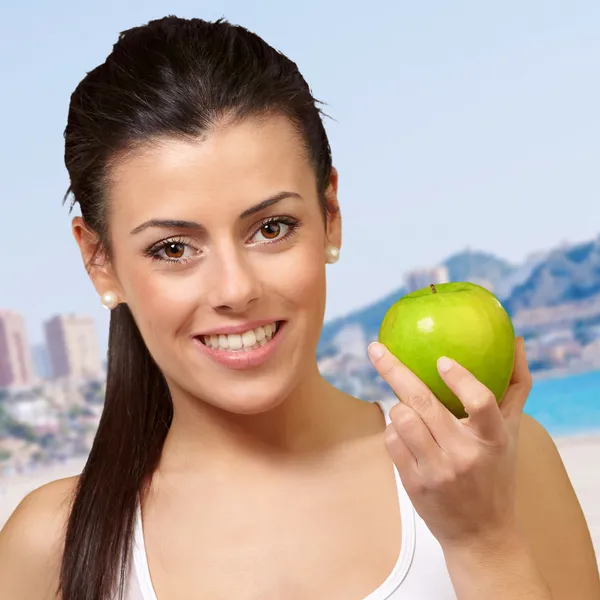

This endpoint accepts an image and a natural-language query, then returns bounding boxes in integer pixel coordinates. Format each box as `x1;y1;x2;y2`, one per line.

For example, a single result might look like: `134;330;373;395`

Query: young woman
0;16;598;600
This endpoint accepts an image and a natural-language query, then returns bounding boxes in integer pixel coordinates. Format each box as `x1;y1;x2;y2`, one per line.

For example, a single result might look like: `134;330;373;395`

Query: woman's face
76;114;341;414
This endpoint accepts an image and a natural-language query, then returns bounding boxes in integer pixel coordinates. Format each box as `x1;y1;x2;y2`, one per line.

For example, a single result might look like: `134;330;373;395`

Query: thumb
499;337;532;427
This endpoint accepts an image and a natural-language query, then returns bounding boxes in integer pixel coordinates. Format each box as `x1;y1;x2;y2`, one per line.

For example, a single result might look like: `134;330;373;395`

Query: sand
0;457;87;526
553;433;600;567
1;436;599;569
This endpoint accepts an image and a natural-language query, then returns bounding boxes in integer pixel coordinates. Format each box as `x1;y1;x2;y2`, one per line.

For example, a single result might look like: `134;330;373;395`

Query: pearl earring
325;245;340;264
101;291;119;310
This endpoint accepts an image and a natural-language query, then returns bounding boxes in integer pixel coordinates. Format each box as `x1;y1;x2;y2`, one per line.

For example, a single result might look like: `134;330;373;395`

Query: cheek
119;267;201;341
272;243;326;313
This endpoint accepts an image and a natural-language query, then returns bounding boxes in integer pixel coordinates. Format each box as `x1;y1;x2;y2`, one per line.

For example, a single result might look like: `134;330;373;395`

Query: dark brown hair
61;15;333;599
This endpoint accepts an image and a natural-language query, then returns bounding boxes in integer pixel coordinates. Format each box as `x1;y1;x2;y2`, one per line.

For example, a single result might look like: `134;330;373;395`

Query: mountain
442;249;516;294
492;250;549;300
505;237;600;313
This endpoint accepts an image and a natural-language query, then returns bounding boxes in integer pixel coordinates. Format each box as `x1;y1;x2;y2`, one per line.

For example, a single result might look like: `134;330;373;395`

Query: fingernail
437;356;454;373
368;342;385;360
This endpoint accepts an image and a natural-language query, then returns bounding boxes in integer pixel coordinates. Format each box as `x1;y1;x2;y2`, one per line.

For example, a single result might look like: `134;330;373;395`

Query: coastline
1;435;599;569
531;364;600;382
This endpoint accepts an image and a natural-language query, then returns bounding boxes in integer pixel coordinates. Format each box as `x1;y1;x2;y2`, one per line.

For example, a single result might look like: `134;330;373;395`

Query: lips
192;321;286;370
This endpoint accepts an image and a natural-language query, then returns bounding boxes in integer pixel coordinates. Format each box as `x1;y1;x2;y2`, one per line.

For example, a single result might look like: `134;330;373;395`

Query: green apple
378;282;515;418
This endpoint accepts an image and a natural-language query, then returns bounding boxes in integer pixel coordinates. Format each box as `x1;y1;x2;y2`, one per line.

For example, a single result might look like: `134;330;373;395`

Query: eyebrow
130;191;302;235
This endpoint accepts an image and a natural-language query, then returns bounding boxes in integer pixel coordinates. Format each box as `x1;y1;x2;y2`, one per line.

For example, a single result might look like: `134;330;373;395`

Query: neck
159;362;384;476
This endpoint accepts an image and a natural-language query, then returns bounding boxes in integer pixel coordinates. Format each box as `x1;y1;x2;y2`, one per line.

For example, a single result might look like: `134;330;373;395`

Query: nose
207;248;262;313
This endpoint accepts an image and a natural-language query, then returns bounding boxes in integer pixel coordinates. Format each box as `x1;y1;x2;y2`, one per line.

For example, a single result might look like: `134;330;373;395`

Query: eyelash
250;216;300;246
145;235;199;264
145;216;301;264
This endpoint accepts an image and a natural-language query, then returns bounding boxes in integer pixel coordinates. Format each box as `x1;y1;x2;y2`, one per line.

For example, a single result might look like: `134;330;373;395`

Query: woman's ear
325;166;342;251
72;217;123;304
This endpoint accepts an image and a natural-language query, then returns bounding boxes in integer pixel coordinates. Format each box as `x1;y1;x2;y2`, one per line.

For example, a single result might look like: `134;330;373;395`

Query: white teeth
200;322;279;351
242;329;257;348
227;334;243;350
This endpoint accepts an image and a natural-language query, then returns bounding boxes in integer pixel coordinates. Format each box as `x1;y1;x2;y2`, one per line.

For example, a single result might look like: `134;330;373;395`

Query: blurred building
0;310;35;387
31;343;53;380
44;314;102;380
38;377;88;410
405;265;449;293
6;397;60;436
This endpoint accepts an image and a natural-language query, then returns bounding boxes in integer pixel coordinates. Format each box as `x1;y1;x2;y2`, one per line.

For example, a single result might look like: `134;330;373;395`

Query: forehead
106;114;315;229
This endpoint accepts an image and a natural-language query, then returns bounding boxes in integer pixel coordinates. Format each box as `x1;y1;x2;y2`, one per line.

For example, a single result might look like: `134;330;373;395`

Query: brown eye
164;243;185;259
248;218;297;245
261;222;281;239
147;238;200;263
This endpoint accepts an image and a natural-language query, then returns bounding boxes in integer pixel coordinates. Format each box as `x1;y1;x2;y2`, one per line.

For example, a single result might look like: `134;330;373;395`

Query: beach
0;457;87;526
553;432;600;568
1;435;599;570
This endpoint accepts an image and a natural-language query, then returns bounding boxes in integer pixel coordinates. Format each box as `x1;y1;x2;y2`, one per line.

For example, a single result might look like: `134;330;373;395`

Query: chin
200;351;310;412
201;379;295;415
221;395;285;416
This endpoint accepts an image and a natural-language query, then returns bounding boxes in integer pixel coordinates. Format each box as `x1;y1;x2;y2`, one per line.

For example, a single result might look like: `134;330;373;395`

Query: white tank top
125;397;458;599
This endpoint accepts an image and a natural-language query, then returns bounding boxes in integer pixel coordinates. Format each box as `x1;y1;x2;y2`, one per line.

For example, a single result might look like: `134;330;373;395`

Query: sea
525;369;600;437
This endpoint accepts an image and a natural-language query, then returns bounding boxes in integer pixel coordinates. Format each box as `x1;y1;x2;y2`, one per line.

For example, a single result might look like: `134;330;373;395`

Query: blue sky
1;0;599;350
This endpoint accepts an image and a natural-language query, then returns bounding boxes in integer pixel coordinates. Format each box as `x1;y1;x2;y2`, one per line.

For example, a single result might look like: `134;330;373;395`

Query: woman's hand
368;337;532;551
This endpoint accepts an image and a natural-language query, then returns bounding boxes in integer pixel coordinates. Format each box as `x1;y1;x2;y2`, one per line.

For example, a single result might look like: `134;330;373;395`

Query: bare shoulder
515;413;600;599
0;475;80;600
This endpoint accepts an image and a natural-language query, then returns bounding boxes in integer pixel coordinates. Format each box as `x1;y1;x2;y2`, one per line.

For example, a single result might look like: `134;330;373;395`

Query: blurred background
0;0;599;565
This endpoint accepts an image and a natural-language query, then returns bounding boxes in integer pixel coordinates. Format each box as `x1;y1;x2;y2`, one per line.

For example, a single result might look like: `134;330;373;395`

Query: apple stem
430;284;438;294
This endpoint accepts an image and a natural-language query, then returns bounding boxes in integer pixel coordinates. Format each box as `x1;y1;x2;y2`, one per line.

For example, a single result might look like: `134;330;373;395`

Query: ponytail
59;305;172;599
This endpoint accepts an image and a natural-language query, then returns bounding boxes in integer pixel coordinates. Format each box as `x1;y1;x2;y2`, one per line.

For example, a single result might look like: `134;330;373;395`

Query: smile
198;321;281;352
192;321;285;370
